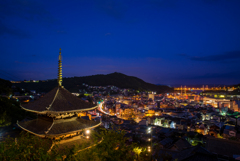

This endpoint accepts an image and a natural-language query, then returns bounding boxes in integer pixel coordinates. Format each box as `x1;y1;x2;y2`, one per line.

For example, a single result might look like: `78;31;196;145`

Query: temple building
17;49;101;140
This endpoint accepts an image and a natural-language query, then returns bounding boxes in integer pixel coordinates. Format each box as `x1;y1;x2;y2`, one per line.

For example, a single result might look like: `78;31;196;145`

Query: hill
13;72;173;94
0;78;12;95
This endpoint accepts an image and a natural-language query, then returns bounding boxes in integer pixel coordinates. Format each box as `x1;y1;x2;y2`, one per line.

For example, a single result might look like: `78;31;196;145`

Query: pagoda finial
58;48;62;87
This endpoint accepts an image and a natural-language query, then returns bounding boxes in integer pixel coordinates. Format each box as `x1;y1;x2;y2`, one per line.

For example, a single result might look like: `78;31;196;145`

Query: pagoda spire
58;48;62;86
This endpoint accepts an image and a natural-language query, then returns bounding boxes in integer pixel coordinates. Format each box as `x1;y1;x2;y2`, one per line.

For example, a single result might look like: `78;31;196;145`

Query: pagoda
17;49;101;140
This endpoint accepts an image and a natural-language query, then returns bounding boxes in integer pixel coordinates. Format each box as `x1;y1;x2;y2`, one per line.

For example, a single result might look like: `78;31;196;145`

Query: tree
0;127;151;161
73;127;137;161
0;78;12;96
0;111;11;127
0;132;59;161
0;97;36;126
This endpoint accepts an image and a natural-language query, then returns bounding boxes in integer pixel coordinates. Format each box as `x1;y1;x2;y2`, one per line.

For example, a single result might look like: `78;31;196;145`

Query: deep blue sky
1;0;240;86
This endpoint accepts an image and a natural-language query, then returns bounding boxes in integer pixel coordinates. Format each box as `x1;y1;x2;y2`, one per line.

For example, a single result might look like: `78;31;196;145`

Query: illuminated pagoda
18;48;100;140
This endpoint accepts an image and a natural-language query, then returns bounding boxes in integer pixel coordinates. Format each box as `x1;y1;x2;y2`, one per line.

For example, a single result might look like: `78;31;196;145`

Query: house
208;130;218;138
138;119;148;126
154;145;217;161
206;137;240;158
154;117;165;126
230;100;240;112
170;138;192;151
159;138;174;149
190;125;196;132
175;119;186;130
209;124;220;132
195;123;207;135
223;125;237;139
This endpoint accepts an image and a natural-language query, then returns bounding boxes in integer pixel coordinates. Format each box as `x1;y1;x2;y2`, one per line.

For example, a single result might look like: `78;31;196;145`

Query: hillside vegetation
0;78;12;95
13;72;173;94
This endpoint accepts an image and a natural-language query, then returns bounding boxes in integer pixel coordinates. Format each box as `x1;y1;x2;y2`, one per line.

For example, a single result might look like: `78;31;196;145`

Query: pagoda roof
21;86;97;114
17;116;101;137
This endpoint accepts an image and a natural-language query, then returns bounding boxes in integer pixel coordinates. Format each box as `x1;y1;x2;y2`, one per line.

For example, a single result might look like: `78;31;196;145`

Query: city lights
4;1;240;159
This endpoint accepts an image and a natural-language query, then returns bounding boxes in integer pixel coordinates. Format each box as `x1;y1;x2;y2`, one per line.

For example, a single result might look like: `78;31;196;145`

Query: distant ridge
13;72;173;94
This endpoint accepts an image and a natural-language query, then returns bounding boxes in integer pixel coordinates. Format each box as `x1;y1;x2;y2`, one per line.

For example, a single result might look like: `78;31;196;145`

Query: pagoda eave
17;116;101;139
17;121;101;138
20;104;98;115
17;121;46;138
45;122;101;137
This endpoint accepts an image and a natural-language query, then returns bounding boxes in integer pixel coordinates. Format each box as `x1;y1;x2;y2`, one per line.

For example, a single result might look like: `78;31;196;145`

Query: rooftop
21;86;97;114
206;137;240;158
18;116;101;136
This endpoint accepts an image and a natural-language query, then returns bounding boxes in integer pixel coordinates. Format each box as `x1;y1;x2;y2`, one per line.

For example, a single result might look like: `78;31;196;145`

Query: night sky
1;0;240;86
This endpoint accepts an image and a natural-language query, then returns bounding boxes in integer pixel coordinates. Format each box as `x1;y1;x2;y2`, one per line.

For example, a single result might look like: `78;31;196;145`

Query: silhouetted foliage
0;78;12;95
0;128;151;161
0;97;36;127
0;132;57;160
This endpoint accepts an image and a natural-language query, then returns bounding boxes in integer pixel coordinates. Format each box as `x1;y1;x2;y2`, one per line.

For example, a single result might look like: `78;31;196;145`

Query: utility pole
181;85;182;96
185;86;187;95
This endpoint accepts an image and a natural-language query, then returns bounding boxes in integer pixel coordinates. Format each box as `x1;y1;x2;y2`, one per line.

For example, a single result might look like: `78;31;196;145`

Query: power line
0;70;22;81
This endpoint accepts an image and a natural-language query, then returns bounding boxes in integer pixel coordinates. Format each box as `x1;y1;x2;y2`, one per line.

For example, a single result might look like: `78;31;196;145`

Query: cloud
149;0;178;8
56;30;67;34
202;0;220;4
62;65;77;68
125;18;139;24
93;65;117;73
177;51;240;62
0;0;56;23
94;0;127;19
181;71;240;80
176;53;188;57
105;33;112;36
0;20;30;38
190;51;240;62
99;65;116;68
147;57;162;62
0;0;57;38
14;61;39;65
94;69;114;73
16;71;46;80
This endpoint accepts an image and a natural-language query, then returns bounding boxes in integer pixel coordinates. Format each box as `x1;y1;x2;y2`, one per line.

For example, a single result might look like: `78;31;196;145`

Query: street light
86;129;90;134
148;146;151;152
147;126;153;152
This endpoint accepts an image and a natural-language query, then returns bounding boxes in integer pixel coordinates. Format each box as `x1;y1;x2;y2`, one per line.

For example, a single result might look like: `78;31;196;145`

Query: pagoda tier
21;86;97;115
17;116;101;138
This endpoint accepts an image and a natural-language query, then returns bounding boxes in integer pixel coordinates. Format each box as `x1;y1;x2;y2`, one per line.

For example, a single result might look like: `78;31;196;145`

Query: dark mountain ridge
13;72;173;94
